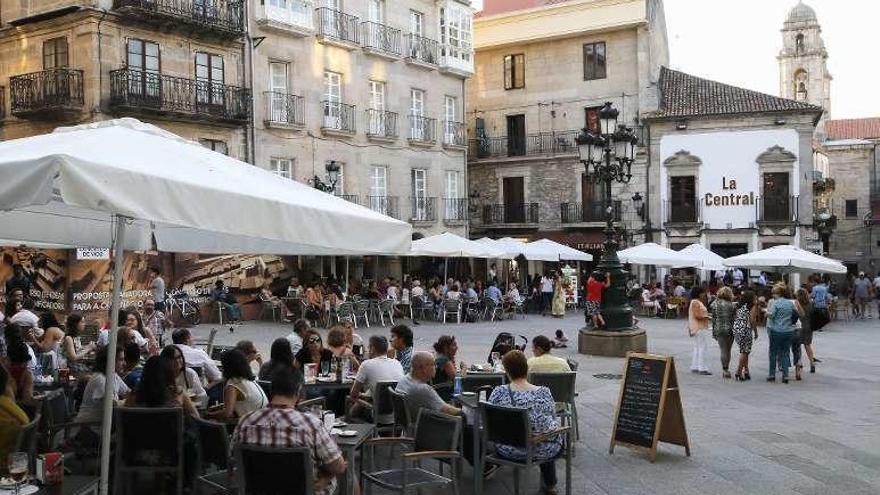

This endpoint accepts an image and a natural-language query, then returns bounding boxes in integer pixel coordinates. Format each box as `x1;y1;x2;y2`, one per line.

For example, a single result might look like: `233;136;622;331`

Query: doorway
503;176;525;223
710;243;748;259
506;114;525;157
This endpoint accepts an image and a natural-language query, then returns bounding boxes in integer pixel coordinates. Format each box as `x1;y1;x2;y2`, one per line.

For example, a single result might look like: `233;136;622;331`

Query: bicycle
166;290;202;326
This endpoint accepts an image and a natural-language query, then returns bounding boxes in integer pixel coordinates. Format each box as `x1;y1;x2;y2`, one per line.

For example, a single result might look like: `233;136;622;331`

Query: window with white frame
410;88;425;140
367;0;383;23
368;80;386;134
267;0;313;28
270;157;294;179
412;169;427;220
323;70;342;128
410;10;423;36
268;62;289;122
440;4;473;64
444;95;457;142
369;165;388;214
444;170;461;218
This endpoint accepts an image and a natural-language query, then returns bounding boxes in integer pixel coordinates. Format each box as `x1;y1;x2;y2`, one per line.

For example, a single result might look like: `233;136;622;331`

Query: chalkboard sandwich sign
609;352;690;462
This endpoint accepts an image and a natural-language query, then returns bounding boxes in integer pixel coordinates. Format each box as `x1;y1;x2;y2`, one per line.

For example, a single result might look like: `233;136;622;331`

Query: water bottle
453;376;462;396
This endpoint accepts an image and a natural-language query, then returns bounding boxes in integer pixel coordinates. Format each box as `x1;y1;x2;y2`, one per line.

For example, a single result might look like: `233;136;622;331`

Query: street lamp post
311;160;341;193
577;102;638;332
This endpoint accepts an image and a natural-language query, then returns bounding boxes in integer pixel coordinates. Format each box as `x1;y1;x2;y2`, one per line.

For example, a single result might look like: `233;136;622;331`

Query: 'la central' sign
704;177;755;207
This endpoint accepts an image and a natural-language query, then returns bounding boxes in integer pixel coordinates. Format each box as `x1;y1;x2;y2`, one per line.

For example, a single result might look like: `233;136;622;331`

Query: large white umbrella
723;244;847;274
475;237;561;261
0;118;412;495
528;239;593;262
678;243;726;271
411;232;508;258
617;242;701;267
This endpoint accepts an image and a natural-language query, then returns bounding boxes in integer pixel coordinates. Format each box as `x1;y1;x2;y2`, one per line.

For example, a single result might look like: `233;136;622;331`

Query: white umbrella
0;118;412;495
723;244;847;274
678;244;726;271
527;239;593;262
617;242;701;267
475;237;523;259
410;232;508;258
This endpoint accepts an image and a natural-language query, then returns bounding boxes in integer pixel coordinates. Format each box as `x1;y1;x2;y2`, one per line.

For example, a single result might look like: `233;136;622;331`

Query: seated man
349;335;404;424
232;367;347;495
527;336;571;373
486;281;503;305
641;286;660;316
211;280;242;324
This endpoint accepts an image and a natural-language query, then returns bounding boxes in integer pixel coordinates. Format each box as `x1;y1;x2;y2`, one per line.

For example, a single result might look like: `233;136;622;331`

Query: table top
304;378;354;390
454;393;481;409
333;423;374;449
33;476;99;495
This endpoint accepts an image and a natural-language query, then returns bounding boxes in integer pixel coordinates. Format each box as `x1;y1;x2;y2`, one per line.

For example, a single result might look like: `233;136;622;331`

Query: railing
262;0;313;31
114;0;244;35
0;86;5;119
482;203;539;225
316;7;359;44
409;115;436;144
405;34;439;65
443;121;466;147
322;101;356;133
109;68;250;122
366;196;399;218
410;197;436;222
336;194;358;204
469;129;581;159
664;198;700;224
361;21;401;56
264;91;304;126
365;109;398;139
560;201;622;223
443;198;469;222
9;69;84;116
759;195;798;223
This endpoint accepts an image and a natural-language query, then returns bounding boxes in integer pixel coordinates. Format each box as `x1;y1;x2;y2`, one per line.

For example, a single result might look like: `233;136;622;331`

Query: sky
473;0;879;120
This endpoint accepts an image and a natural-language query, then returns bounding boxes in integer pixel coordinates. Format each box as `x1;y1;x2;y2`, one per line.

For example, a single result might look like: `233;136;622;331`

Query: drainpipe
96;8;107;115
243;0;256;164
462;77;469;238
644;123;653;243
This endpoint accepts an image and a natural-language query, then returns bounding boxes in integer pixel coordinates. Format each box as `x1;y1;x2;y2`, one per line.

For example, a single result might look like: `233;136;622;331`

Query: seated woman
160;345;207;409
258;338;295;381
3;323;34;402
206;349;268;421
432;335;458;384
62;313;96;379
260;284;290;322
294;330;334;371
488;350;564;495
326;327;359;368
34;312;65;370
0;364;29;468
341;322;365;358
641;285;661;317
76;345;129;423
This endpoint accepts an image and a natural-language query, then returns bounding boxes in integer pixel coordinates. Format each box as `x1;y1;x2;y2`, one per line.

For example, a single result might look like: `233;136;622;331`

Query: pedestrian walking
766;283;803;384
540;273;554;316
585;272;610;329
795;288;818;375
688;286;711;375
732;290;757;381
711;286;736;379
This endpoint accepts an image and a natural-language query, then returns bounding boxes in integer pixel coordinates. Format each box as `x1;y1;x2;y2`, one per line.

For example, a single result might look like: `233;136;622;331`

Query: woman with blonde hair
766;283;803;383
711;286;736;379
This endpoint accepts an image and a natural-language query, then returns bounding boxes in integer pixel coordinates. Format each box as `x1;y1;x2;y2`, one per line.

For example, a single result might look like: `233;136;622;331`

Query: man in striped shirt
231;366;346;495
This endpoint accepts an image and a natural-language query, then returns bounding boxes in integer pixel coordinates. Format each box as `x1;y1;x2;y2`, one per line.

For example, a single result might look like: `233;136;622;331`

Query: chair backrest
236;444;314;495
380;299;394;311
195;417;230;471
566;358;579;371
374;381;398;418
388;388;412;432
414;409;461;453
115;407;184;468
443;299;460;311
13;414;40;463
42;389;69;433
256;380;273;400
528;372;576;403
482;297;496;309
461;374;505;394
482;402;530;449
336;302;354;317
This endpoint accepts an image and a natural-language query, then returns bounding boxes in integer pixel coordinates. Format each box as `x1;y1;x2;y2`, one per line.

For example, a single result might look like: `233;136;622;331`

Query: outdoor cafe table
455;393;485;495
333;422;374;495
32;476;99;495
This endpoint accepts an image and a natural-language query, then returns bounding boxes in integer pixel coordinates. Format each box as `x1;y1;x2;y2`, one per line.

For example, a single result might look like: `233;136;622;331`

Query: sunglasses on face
308;337;321;343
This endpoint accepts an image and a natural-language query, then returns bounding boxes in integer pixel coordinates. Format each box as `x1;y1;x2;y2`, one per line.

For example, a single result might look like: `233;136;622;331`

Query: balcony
114;0;244;38
256;0;314;36
439;46;474;77
561;202;622;224
366;196;399;219
315;7;359;49
335;194;358;204
9;69;84;118
443;198;469;224
408;115;436;146
264;92;304;129
109;68;250;124
321;101;356;135
442;121;466;148
663;198;701;225
365;109;398;141
410;197;437;224
469;129;580;160
361;22;401;59
758;195;798;225
405;34;439;69
482;203;539;226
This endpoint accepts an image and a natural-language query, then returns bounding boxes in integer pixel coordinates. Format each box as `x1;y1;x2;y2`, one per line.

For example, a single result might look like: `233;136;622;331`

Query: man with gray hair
395;352;461;418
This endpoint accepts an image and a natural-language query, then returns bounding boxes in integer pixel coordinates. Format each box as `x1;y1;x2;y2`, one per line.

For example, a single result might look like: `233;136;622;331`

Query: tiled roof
652;66;823;119
825;118;880;140
476;0;574;18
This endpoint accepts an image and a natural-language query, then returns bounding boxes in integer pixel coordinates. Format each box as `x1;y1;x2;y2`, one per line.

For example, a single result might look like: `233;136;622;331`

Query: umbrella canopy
411;232;509;258
723;245;847;274
0;118;412;255
475;237;560;261
678;244;726;271
617;242;701;267
527;239;593;262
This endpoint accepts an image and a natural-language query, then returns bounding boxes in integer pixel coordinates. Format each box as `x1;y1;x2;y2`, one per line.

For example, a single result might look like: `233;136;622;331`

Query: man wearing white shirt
172;328;222;389
286;319;309;357
540;274;554;316
350;335;404;424
732;268;744;288
410;280;425;299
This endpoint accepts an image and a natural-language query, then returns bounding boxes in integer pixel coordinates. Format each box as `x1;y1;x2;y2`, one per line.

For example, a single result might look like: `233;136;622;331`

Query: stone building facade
466;0;669;262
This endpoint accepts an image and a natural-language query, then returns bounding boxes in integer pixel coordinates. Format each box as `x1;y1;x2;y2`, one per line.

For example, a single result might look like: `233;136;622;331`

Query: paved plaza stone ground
191;311;880;495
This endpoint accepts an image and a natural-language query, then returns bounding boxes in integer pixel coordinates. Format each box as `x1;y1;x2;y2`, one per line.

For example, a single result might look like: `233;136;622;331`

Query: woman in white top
445;284;462;301
207;349;268;420
160;345;208;409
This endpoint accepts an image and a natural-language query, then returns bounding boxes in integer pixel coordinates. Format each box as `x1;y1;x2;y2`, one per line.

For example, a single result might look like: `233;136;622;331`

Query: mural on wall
0;247;68;312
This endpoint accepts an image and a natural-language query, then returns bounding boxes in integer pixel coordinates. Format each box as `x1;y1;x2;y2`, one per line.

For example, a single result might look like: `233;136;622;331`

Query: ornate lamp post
577;102;638;331
310;160;341;193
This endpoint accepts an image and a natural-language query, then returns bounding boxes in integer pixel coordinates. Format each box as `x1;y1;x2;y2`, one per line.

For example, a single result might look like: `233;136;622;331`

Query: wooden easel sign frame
609;352;691;462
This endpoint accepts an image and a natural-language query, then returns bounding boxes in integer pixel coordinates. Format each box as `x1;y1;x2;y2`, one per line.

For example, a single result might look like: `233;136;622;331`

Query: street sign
76;247;110;260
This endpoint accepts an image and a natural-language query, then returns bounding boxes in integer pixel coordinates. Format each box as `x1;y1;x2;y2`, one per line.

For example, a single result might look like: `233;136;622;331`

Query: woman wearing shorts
585;272;610;329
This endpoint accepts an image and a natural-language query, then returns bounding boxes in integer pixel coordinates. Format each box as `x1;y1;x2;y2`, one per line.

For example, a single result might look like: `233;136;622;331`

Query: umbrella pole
345;256;350;295
100;214;127;495
444;258;448;282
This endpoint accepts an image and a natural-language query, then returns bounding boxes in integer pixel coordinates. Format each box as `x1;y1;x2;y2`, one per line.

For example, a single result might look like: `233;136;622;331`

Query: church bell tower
778;1;831;131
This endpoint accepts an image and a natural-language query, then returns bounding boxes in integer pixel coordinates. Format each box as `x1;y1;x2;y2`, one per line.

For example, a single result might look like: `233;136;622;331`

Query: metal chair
388;388;414;437
354;300;372;328
442;299;462;324
351;380;398;435
461;373;505;394
256;380;273;400
511;298;527;319
482;297;503;321
379;299;396;326
14;413;40;472
412;296;435;321
258;293;280;323
114;407;185;495
192;327;219;355
529;372;579;441
481;403;572;495
235;444;314;495
195;417;232;495
336;302;356;326
296;396;326;413
361;409;462;495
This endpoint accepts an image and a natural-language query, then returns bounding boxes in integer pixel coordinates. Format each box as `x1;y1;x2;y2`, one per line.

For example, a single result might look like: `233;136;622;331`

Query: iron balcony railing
664;198;701;224
114;0;245;35
109;68;250;122
560;201;622;223
410;197;436;222
361;21;401;56
9;68;84;116
443;121;467;147
322;101;356;133
316;7;359;44
365;109;398;139
443;198;469;222
0;86;5;119
483;203;540;225
335;194;358;204
470;129;581;159
409;115;436;144
405;33;439;65
264;91;304;126
366;196;399;219
758;195;798;223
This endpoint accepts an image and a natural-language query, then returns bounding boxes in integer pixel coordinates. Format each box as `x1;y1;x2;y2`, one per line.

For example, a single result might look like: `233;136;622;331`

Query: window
369;165;388;214
583;42;607;80
795;33;805;55
410;88;424;117
412;169;428;220
126;39;161;99
43;38;69;69
444;95;457;142
506;114;526;157
199;139;228;155
669;176;696;222
584;106;602;133
195;52;224;105
268;62;289;121
846;199;858;218
440;4;473;63
762;172;790;222
445;170;461;199
269;62;288;93
410;88;425;140
368;0;384;23
503;54;525;90
323;71;342;128
369;80;385;110
410;10;423;36
331;162;345;195
794;70;808;101
270;157;294;179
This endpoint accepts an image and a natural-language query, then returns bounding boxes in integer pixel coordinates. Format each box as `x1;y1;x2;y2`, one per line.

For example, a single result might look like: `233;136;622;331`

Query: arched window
794;70;808;101
795;33;805;55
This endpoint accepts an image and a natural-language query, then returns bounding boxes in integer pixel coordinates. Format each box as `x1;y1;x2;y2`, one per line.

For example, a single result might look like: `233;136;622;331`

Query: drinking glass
320;360;330;377
7;452;27;495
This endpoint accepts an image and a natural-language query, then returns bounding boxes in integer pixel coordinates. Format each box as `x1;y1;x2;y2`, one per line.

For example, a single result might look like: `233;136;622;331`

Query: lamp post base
578;327;647;357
